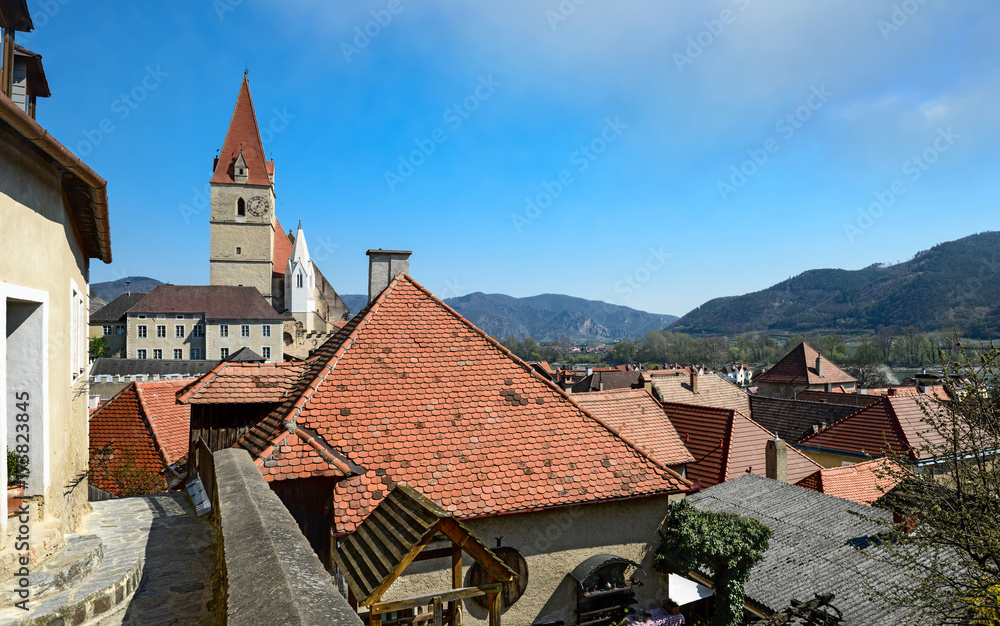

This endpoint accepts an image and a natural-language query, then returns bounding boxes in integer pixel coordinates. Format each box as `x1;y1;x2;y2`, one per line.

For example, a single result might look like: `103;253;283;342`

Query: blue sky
21;1;1000;317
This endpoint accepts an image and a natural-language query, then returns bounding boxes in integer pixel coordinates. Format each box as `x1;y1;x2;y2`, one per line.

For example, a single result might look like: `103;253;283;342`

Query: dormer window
237;198;245;216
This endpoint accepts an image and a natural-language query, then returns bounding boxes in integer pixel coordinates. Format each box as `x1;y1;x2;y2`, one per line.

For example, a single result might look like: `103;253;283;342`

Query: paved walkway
88;493;219;625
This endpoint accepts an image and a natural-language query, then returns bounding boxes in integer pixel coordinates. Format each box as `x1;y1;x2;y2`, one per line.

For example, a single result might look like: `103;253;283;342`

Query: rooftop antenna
124;280;132;296
244;64;249;78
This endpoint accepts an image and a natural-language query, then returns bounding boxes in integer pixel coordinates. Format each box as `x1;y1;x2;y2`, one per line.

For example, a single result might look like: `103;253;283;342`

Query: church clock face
247;196;270;217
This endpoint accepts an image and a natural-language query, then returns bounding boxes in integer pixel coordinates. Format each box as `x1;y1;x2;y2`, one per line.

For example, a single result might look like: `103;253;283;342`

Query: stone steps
0;533;104;605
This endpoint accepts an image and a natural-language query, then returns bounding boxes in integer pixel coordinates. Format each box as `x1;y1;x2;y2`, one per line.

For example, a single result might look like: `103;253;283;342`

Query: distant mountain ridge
94;280;676;343
343;292;677;342
670;231;1000;337
91;276;164;302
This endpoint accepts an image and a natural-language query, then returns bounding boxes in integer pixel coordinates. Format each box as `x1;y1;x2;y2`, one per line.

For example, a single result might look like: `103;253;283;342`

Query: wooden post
449;543;462;626
2;26;15;99
488;591;502;626
369;607;382;626
433;597;443;626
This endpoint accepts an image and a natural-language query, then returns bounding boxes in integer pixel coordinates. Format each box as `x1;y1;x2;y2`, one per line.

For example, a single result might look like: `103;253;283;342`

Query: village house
662;402;821;489
0;0;112;572
178;257;694;625
796;395;948;470
571;369;645;393
795;458;907;505
749;394;860;444
88;379;191;497
124;284;284;363
754;342;857;398
648;369;751;415
88;291;146;358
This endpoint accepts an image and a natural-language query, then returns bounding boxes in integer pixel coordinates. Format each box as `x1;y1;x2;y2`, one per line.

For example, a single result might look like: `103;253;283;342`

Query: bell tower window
297;273;303;288
237;198;245;217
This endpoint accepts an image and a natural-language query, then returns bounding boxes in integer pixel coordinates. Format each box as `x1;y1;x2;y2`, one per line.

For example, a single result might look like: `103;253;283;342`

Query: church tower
286;221;322;331
209;75;277;305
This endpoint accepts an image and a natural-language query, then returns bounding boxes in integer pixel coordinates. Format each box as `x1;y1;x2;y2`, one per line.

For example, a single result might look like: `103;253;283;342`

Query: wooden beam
372;583;501;615
433;597;443;626
363;527;440;607
412;547;452;562
438;518;514;582
449;542;462;626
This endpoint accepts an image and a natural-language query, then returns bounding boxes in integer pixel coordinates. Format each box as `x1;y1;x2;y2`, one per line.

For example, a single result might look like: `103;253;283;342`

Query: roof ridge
798;395;890;445
134;382;173;470
88;380;138;421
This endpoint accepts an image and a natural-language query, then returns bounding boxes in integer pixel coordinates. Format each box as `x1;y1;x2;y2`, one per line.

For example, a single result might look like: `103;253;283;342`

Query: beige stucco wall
125;313;283;362
798;448;866;469
0;132;93;564
89;321;126;357
347;494;684;626
209;183;275;303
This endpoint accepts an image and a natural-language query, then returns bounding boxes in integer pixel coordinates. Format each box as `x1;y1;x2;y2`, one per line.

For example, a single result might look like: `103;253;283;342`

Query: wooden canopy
335;484;517;625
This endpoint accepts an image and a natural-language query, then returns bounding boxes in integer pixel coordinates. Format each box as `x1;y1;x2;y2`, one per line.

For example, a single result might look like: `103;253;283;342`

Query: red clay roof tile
210;76;274;187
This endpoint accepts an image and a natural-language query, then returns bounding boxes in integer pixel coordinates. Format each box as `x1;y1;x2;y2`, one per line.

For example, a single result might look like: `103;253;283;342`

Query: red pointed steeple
210;75;274;187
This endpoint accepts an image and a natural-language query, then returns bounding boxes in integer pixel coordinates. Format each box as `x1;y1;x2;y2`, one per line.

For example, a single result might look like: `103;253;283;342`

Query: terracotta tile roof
184;274;690;533
650;372;750;415
88;380;191;496
176;361;308;404
798;396;949;461
664;402;821;489
793;390;882;408
273;218;293;277
573;388;695;468
796;458;908;505
749;395;859;444
127;285;284;320
755;342;856;386
210;76;274;187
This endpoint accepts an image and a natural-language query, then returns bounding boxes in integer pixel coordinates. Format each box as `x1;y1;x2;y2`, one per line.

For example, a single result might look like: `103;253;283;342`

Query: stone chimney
765;438;788;482
690;370;699;394
816;353;824;378
367;249;412;303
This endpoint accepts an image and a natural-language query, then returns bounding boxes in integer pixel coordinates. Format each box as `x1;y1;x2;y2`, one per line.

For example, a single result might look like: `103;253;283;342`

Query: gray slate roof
571;370;643;393
749;395;860;444
686;474;914;625
90;292;147;323
225;347;265;363
90;358;219;378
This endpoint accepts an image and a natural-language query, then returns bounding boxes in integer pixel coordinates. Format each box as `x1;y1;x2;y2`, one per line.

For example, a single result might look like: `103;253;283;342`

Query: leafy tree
875;325;897;361
859;339;1000;622
655;500;771;626
89;336;109;358
92;448;165;498
610;340;636;364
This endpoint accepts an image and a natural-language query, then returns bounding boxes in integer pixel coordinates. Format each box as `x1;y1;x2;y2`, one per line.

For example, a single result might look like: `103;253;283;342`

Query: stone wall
211;448;361;625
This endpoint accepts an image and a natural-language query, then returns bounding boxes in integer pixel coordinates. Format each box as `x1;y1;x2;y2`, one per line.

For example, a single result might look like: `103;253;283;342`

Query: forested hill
342;292;678;342
670;231;1000;337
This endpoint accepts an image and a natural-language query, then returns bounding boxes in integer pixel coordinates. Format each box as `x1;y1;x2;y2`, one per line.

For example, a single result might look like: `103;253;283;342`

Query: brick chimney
690;370;699;394
367;249;412;303
816;353;824;378
765;437;788;482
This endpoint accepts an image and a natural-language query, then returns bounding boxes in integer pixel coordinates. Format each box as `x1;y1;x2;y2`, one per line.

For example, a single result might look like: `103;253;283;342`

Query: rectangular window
173;349;183;360
262;325;271;338
153;349;163;360
137;349;147;359
156;325;166;338
103;325;113;336
175;325;185;338
262;346;271;360
116;325;125;335
220;348;229;359
191;348;201;360
241;324;250;338
137;325;147;338
236;247;241;255
193;325;204;337
157;314;166;319
138;314;146;319
219;324;228;338
176;314;184;319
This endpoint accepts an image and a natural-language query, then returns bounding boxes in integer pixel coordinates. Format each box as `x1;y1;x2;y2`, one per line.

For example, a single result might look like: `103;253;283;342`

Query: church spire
209;74;274;188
